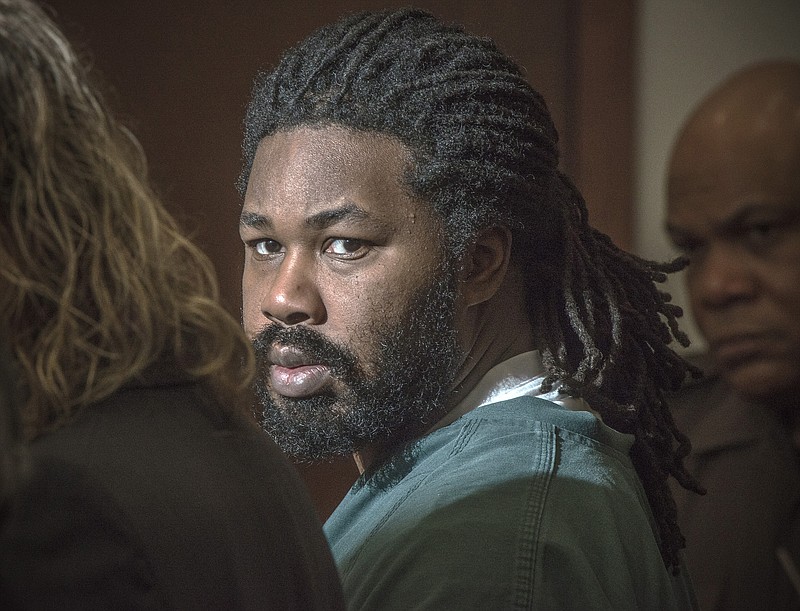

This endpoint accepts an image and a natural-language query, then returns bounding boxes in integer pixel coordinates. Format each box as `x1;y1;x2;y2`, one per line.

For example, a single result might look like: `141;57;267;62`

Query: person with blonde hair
0;1;344;608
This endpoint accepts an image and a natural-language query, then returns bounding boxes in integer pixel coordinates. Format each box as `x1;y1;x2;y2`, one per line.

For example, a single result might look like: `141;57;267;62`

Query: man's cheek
342;321;394;376
241;298;260;338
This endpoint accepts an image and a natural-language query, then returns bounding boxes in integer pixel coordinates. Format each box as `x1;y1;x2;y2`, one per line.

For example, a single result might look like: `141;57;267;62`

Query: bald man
666;61;800;611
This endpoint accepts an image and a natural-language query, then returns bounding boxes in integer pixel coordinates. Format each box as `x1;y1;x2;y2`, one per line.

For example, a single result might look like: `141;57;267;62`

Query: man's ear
458;225;512;307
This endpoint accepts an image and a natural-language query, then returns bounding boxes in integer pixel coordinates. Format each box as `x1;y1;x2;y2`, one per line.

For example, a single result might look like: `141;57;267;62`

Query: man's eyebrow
240;210;271;230
718;202;800;232
240;203;374;231
305;203;370;230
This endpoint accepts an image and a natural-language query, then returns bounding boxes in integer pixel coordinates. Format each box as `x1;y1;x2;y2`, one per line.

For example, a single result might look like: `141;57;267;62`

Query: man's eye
744;222;777;243
251;239;282;258
325;238;370;259
737;220;786;255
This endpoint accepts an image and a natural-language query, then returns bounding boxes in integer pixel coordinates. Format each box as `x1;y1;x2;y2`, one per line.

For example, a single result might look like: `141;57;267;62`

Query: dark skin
240;125;535;471
666;61;800;441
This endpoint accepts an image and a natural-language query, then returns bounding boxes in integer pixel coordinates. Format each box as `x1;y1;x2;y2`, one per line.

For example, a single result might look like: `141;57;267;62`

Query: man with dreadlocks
239;9;699;609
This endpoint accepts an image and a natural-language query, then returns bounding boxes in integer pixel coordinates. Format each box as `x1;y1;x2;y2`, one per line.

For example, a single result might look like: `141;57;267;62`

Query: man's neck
447;265;536;410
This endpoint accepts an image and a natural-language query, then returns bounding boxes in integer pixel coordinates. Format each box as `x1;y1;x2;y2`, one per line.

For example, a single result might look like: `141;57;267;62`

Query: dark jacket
669;370;800;611
0;367;345;610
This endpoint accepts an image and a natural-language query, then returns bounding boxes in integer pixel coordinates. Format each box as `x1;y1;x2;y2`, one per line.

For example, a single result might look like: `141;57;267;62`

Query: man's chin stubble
252;268;462;461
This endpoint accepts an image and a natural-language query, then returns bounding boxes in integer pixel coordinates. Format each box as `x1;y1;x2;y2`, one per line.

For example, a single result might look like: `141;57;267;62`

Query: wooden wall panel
568;0;636;250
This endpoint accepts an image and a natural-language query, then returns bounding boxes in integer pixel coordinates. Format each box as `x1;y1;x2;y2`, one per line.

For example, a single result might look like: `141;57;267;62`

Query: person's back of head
0;0;256;436
240;8;702;570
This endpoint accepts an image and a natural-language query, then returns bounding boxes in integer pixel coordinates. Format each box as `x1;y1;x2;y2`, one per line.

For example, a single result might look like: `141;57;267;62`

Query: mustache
252;324;358;377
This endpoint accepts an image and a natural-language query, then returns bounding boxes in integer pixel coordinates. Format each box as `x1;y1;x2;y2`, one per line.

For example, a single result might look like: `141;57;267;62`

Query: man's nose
690;243;757;309
261;253;326;326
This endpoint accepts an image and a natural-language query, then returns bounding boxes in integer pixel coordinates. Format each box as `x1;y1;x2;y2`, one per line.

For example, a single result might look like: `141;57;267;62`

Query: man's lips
268;345;331;398
270;364;331;398
709;332;778;365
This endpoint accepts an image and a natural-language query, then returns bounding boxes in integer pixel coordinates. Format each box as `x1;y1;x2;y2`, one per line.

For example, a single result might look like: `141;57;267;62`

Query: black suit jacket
0;368;345;610
669;370;800;611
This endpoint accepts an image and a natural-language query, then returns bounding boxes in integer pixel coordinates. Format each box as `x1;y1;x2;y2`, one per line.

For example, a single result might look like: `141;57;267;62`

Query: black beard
252;269;461;462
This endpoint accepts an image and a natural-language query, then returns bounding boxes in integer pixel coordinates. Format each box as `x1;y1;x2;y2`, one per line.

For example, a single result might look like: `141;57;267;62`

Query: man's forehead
246;127;411;196
667;167;712;203
241;127;443;234
669;134;800;210
255;125;411;167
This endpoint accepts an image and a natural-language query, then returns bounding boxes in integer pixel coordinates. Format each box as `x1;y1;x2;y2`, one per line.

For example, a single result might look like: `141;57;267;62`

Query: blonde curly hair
0;0;255;437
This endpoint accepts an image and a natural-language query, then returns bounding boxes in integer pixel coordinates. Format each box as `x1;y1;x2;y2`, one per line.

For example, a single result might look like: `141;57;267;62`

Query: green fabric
325;396;698;610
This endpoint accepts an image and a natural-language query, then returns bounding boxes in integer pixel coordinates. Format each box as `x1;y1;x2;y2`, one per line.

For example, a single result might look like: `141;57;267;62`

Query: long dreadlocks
238;8;702;571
